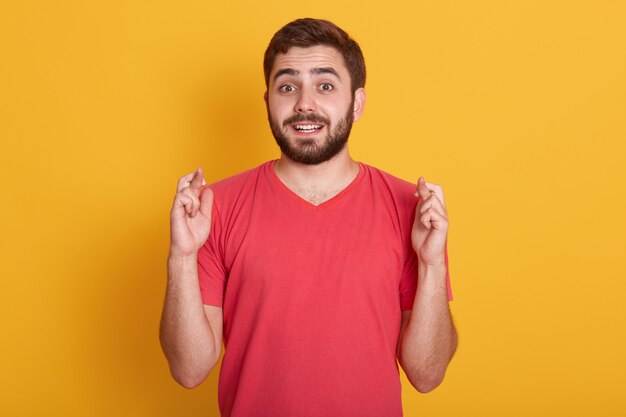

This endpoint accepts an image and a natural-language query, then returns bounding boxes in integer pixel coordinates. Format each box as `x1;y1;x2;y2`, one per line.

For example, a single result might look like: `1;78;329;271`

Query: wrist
417;261;447;287
168;252;198;266
417;254;446;270
418;261;446;272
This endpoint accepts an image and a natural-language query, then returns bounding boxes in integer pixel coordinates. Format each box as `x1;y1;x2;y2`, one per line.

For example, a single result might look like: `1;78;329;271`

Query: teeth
295;124;322;132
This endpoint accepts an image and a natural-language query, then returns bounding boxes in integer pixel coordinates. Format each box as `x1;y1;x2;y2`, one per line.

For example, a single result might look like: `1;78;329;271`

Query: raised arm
397;177;457;393
159;168;223;388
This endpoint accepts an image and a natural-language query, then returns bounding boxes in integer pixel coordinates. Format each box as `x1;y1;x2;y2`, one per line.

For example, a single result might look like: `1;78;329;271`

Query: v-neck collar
268;160;366;211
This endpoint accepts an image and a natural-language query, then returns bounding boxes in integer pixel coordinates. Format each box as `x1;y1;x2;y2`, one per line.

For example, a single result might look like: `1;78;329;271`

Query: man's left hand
412;177;448;265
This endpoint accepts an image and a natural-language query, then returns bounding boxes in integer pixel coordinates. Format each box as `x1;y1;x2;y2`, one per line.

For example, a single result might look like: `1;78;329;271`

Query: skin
160;44;457;391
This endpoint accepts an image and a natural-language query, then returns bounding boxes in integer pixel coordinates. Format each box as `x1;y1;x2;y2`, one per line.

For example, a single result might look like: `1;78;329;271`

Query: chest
290;183;348;206
221;193;408;307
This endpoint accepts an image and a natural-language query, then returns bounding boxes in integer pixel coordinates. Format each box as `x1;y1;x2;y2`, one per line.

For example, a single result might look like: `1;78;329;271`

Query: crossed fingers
176;168;207;217
415;177;448;230
177;169;206;193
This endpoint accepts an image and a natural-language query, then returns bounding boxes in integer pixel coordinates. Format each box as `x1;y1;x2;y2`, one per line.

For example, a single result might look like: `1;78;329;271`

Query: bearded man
160;18;457;417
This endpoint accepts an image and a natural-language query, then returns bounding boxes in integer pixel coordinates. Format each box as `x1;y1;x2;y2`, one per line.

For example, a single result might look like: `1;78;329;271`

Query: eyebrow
273;67;341;82
311;67;340;79
273;68;299;81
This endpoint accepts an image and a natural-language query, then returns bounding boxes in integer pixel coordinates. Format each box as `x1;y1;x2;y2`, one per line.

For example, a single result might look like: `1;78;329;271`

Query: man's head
263;18;367;165
264;18;366;95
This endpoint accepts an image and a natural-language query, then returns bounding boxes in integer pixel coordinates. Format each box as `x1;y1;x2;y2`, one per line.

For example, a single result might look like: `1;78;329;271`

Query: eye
279;84;296;93
319;83;334;92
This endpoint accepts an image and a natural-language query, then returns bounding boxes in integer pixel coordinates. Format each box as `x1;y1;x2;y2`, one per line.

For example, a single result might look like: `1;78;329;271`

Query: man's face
266;45;365;165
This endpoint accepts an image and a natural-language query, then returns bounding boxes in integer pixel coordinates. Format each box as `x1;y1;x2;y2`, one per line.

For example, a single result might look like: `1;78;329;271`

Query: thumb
198;186;214;218
415;176;430;201
189;167;205;191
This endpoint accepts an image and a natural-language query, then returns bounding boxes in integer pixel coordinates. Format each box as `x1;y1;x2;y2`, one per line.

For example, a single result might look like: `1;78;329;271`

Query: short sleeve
197;200;226;307
399;249;419;310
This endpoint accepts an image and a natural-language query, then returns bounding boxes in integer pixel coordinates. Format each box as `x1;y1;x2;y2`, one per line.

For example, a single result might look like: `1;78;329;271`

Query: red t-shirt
198;161;452;417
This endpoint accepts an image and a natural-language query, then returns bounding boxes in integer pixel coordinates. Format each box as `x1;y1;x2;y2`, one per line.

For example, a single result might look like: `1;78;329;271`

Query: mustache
283;113;330;127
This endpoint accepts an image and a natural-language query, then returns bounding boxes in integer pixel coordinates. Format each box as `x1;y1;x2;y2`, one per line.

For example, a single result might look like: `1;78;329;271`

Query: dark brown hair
263;18;366;94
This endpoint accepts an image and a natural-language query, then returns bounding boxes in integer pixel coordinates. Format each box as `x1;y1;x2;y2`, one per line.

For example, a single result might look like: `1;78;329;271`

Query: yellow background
1;0;625;415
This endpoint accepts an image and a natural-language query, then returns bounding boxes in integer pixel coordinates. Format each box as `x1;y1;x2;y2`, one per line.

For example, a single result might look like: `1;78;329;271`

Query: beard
268;102;354;165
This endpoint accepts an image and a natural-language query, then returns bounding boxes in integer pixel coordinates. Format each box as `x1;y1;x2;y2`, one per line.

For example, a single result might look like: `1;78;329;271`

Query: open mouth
292;123;324;134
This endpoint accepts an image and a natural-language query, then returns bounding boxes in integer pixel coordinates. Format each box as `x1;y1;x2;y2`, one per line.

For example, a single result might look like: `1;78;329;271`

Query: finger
415;177;431;201
419;193;447;217
419;207;449;231
425;182;445;207
189;167;205;191
181;187;201;217
198;186;214;218
173;193;194;216
177;173;196;193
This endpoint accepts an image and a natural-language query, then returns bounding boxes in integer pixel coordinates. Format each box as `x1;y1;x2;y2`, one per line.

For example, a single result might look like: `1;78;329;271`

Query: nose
294;89;317;114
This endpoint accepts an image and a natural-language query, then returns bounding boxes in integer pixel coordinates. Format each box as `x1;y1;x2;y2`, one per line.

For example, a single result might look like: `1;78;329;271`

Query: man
160;18;457;417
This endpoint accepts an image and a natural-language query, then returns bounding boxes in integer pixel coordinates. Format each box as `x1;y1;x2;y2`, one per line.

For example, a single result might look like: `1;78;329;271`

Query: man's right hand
169;168;214;258
162;167;222;388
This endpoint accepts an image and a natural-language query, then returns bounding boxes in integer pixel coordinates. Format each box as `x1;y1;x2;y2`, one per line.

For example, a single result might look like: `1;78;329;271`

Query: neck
274;148;360;205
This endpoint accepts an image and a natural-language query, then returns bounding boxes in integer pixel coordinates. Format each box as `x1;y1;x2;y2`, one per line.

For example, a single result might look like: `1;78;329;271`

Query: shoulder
209;161;272;196
361;163;417;206
206;161;271;214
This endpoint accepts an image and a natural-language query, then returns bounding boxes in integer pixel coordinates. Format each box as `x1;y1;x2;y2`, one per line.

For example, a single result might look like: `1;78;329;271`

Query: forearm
159;255;220;388
398;262;457;393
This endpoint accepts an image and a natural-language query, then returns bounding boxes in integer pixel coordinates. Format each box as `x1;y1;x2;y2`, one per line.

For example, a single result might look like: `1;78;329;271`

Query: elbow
160;335;221;389
400;350;454;394
170;361;215;389
403;346;456;393
164;349;220;389
399;350;456;393
406;369;446;393
173;372;207;389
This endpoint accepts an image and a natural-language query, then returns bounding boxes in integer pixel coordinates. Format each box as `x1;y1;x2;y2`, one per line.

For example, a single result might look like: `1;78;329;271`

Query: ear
352;88;366;122
263;91;268;104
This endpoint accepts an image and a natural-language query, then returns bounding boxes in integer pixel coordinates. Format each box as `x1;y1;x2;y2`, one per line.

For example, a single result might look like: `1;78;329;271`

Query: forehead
270;45;348;78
